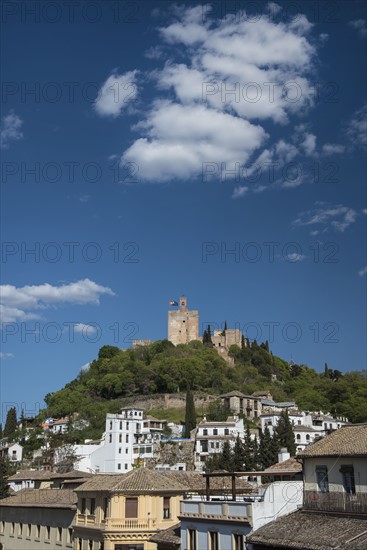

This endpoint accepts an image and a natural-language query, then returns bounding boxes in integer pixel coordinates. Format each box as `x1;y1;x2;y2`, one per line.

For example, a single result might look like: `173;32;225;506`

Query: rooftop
0;489;77;509
76;467;190;494
265;457;302;473
8;469;92;481
247;510;367;549
298;424;367;458
150;523;181;548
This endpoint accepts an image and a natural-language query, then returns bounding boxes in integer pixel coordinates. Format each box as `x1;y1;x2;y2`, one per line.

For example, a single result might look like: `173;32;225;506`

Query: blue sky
1;0;366;423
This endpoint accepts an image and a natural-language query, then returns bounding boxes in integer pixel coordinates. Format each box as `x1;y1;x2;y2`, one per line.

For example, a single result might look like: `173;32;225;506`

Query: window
298;420;301;425
68;528;73;543
109;434;112;443
18;523;23;536
224;428;229;435
27;523;31;537
118;463;121;470
0;521;4;533
213;429;218;435
57;527;62;542
103;497;109;519
81;498;87;514
306;434;310;441
89;540;93;550
296;434;301;441
119;434;122;443
163;497;170;519
126;422;129;429
209;531;219;550
120;421;122;430
125;448;129;454
119;448;122;454
45;526;51;540
36;525;41;539
109;421;113;430
78;538;82;550
188;529;197;550
203;429;208;436
11;522;15;535
125;464;128;470
341;465;356;494
126;434;129;443
125;497;138;518
233;533;244;550
316;466;329;493
90;498;96;515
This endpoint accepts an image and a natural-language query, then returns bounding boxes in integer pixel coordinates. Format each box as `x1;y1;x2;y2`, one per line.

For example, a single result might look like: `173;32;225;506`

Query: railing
76;514;98;525
180;500;249;520
104;518;157;530
304;491;367;514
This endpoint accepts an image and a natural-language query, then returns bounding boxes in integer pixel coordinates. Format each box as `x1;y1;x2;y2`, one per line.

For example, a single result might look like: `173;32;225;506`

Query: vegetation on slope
39;340;366;442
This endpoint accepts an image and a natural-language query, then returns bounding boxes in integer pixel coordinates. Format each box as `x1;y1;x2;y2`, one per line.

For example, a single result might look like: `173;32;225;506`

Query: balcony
76;514;98;526
304;491;367;515
180;500;250;523
104;518;157;530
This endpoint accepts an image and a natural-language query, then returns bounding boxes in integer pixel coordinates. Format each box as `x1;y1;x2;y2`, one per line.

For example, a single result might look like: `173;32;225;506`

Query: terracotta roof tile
0;489;77;509
298;424;367;458
265;457;302;473
150;523;181;547
247;510;367;549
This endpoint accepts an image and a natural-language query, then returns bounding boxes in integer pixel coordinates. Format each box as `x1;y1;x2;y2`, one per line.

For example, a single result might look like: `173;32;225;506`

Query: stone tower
168;296;199;345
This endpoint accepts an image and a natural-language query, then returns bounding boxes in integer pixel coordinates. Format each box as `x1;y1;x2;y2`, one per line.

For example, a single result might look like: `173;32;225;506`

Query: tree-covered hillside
41;340;366;441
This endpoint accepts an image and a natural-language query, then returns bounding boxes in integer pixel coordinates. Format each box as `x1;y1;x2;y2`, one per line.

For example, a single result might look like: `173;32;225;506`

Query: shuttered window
125;497;138;518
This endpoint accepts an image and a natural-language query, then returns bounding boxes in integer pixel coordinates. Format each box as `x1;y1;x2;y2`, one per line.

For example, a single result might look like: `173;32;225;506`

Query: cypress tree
0;424;2;439
184;385;196;438
224;321;227;331
218;440;233;471
4;407;17;438
274;410;296;457
232;436;244;471
0;457;10;499
241;334;245;349
243;426;255;471
259;426;273;469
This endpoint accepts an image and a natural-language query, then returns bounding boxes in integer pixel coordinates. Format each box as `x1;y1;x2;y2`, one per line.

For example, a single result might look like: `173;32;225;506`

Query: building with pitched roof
0;489;76;550
73;468;198;550
247;424;367;550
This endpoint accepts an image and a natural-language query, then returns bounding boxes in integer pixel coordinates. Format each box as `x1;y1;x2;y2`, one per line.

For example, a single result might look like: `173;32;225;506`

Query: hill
41;340;367;441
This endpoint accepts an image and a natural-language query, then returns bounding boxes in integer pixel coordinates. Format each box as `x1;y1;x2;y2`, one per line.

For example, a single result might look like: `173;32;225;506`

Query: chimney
278;447;290;463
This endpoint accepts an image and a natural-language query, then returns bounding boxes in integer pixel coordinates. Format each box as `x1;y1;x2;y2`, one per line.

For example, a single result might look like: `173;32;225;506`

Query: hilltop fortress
168;296;244;356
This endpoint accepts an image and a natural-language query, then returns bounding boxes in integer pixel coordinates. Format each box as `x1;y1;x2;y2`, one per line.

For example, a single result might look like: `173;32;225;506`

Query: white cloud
362;208;367;215
123;102;267;181
0;111;24;149
119;6;317;183
347;104;367;149
322;143;346;155
358;266;367;277
300;132;317;156
80;362;91;371
232;186;249;199
0;352;14;359
293;203;358;233
79;195;90;203
349;19;367;38
94;70;138;117
266;2;282;15
74;323;98;335
0;279;114;324
286;252;307;262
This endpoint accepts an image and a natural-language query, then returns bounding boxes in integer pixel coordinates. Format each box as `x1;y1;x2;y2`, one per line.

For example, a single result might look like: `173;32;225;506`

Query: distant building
63;408;167;474
0;442;23;463
220;391;262;419
168;296;199;345
194;415;245;470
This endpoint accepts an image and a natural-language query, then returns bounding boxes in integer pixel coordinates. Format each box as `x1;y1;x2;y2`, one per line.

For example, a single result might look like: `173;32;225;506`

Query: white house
0;442;23;463
58;408;167;474
194;415;245;470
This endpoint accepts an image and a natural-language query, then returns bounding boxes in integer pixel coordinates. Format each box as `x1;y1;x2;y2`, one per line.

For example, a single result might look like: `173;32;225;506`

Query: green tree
203;325;213;347
274;411;296;456
224;321;228;331
243;426;256;470
0;424;3;439
232;436;244;471
218;440;233;471
184;385;196;438
4;407;17;438
206;400;231;422
258;426;274;469
0;457;10;499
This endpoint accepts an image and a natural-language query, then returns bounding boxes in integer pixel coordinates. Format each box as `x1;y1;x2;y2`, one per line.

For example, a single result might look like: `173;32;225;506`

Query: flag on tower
169;300;178;306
